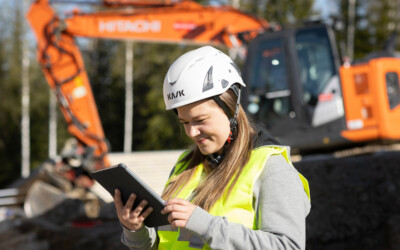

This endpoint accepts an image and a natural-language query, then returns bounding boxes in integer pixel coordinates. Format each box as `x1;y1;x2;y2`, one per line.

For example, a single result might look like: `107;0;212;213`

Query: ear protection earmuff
227;118;238;143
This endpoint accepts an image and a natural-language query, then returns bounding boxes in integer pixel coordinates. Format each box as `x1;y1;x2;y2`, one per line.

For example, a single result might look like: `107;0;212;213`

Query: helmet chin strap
208;84;241;166
207;150;225;167
212;84;241;142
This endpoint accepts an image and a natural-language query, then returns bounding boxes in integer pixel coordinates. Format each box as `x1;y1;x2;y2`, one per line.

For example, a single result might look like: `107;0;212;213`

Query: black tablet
91;163;169;227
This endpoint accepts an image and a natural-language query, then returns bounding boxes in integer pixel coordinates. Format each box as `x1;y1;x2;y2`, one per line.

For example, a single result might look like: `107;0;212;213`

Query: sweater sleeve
184;154;311;250
121;225;159;250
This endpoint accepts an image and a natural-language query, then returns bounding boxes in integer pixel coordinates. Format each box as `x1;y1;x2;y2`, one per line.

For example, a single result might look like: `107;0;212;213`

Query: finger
131;199;148;216
114;189;123;208
165;198;189;206
171;219;187;229
162;203;188;214
162;204;180;214
125;193;137;210
139;207;153;220
122;194;137;219
167;211;190;225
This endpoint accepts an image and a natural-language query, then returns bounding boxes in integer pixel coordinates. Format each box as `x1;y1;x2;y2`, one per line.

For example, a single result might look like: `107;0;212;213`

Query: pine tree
0;3;23;185
333;0;398;61
0;3;20;187
250;0;316;25
131;43;193;150
366;0;400;54
83;38;126;152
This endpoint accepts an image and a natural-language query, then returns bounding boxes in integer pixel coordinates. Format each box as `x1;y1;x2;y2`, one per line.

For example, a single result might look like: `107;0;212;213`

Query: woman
114;46;311;250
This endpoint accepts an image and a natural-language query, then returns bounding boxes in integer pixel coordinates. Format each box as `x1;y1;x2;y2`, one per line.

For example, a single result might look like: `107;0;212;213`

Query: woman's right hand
114;189;153;231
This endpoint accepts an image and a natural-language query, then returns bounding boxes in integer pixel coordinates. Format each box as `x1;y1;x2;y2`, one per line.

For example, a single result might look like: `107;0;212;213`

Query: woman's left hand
161;198;196;229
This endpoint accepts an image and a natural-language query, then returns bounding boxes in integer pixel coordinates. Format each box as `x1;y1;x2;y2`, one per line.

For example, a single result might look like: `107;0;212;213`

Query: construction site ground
1;148;400;249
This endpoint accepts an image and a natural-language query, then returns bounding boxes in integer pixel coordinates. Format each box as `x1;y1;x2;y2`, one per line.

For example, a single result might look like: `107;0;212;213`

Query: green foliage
29;72;53;168
334;0;367;60
365;0;400;54
131;43;194;150
84;41;194;152
246;0;316;25
84;39;126;152
0;4;23;187
334;0;399;61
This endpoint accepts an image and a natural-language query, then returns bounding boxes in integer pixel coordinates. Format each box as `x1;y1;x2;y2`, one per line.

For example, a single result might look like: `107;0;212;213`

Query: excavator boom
60;1;266;46
27;0;268;169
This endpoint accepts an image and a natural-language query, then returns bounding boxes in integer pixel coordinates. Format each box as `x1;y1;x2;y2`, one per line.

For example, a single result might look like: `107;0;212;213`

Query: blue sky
314;0;338;19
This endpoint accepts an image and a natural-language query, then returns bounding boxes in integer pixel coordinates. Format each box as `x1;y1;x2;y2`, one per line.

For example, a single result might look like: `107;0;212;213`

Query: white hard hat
163;46;245;110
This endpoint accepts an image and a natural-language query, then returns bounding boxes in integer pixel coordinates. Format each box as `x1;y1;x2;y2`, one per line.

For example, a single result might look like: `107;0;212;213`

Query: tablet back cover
92;163;169;227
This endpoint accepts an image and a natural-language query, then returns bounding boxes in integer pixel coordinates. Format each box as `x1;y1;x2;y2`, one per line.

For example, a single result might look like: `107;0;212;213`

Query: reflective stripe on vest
158;146;310;250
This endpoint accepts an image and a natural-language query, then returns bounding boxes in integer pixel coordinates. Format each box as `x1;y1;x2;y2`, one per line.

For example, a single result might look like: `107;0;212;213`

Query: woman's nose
186;124;201;138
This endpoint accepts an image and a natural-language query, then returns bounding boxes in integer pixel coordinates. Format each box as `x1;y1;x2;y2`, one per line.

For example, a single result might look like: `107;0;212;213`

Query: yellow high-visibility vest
158;146;310;250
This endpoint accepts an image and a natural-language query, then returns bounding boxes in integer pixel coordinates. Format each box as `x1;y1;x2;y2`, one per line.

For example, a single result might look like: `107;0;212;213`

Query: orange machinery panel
340;58;400;142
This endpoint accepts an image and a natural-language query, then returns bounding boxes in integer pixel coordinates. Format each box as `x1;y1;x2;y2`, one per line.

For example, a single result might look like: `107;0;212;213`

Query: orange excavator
26;0;268;170
27;0;400;171
242;22;400;154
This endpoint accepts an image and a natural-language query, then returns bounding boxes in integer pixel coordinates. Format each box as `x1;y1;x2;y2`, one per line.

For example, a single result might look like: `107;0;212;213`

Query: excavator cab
244;22;400;153
243;23;348;153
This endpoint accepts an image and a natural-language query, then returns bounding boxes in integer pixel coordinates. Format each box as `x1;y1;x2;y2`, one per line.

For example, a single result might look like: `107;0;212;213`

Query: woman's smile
196;137;208;144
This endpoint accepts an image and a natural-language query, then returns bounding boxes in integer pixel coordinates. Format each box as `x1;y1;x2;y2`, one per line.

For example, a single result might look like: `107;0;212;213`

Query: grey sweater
121;152;311;250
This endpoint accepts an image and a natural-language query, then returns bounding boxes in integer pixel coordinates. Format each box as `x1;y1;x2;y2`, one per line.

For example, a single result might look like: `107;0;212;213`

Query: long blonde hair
161;88;257;211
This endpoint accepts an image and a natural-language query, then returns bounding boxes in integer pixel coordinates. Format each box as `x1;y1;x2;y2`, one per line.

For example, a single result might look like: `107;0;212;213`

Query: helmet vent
221;79;229;88
202;66;214;92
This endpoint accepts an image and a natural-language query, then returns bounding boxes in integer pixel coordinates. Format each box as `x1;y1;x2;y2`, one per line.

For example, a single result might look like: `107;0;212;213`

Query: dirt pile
295;150;400;249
